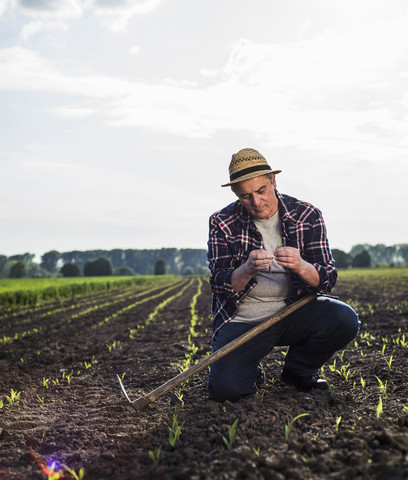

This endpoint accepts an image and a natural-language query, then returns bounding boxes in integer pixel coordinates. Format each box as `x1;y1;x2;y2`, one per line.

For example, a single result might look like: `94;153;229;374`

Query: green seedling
43;378;49;389
253;446;261;456
403;406;408;414
329;359;337;372
218;418;239;450
63;465;85;480
376;377;388;398
336;363;352;382
284;413;308;440
376;396;383;419
360;376;366;394
256;391;266;403
337;350;345;362
148;446;162;465
36;395;45;404
164;411;183;448
385;355;393;369
0;400;3;408
6;389;21;407
379;344;386;355
335;416;342;432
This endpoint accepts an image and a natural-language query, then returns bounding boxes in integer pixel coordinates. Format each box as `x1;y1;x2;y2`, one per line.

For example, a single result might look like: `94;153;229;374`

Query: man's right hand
231;249;274;292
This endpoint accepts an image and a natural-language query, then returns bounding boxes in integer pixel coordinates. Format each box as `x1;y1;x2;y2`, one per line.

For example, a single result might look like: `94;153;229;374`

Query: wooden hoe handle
121;294;316;410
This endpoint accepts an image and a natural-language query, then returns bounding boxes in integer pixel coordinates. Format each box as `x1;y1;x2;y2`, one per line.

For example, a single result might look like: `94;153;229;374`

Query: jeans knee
207;379;244;403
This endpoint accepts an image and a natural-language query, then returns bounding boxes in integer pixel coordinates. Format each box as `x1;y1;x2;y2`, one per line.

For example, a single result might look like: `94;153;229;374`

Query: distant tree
352;249;371;268
115;266;134;276
331;249;352;269
9;260;28;278
60;262;81;277
196;264;209;275
28;263;50;278
183;266;194;276
154;259;167;275
41;250;61;273
0;255;7;276
84;257;113;276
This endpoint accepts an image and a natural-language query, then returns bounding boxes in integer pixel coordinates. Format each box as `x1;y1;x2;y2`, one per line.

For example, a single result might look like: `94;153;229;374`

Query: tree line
0;248;208;278
1;244;407;278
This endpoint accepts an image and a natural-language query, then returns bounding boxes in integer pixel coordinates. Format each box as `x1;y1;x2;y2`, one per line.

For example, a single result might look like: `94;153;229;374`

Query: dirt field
1;272;408;480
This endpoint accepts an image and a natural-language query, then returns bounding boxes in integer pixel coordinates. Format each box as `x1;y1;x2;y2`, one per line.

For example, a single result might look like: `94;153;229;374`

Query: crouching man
207;148;359;402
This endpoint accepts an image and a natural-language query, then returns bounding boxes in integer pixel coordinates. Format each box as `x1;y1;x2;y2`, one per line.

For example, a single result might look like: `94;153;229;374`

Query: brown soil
1;274;408;480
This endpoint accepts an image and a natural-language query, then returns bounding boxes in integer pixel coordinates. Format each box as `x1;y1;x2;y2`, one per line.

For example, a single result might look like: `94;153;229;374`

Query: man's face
233;175;278;220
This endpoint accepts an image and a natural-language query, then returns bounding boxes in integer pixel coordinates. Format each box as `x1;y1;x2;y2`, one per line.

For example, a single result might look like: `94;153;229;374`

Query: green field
0;275;176;308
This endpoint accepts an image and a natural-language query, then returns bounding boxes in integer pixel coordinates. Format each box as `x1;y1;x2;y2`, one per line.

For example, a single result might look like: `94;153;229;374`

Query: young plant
360;376;366;394
376;396;383;419
284;413;308;439
148;446;162;466
164;411;183;448
63;465;85;480
218;418;239;450
376;377;388;398
335;416;342;432
385;355;393;369
6;389;21;407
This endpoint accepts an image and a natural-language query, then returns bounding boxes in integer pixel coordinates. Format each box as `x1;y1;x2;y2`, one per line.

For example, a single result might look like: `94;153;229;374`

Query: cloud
1;0;162;34
1;13;408;160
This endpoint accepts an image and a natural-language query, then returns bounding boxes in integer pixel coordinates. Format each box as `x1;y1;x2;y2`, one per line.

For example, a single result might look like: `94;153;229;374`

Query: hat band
230;164;272;182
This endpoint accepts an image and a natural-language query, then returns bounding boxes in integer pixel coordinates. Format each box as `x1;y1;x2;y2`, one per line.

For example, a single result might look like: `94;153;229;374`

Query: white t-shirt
232;211;294;323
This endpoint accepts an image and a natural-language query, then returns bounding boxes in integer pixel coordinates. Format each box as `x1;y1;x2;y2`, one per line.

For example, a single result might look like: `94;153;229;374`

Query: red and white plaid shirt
207;190;338;335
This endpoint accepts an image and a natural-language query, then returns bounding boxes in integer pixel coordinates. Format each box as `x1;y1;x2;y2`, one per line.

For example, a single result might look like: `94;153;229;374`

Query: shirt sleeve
305;213;338;294
207;215;237;298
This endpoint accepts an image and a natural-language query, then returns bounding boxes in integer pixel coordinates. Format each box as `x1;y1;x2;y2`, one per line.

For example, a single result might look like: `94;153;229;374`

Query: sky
1;0;407;261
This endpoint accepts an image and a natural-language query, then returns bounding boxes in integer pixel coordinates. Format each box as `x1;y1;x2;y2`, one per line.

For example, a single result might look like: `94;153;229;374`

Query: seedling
0;400;3;408
360;376;366;394
385;355;393;369
376;396;383;419
148;446;162;465
403;406;408;414
256;391;266;403
6;389;21;407
335;416;342;432
218;418;239;450
284;413;308;439
253;446;261;456
164;411;183;447
63;465;85;480
376;377;388;398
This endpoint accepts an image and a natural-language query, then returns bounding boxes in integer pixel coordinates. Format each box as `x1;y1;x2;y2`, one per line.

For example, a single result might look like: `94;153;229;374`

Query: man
207;148;359;402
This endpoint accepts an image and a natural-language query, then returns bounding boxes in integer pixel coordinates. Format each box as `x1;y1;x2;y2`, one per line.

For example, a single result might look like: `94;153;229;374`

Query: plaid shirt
207;190;338;335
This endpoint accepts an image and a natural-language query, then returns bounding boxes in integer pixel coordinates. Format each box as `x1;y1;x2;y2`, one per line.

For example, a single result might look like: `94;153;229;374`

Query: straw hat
221;148;281;187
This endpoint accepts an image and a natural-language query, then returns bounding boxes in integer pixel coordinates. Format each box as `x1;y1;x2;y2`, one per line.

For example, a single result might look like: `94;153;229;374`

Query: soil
1;274;408;480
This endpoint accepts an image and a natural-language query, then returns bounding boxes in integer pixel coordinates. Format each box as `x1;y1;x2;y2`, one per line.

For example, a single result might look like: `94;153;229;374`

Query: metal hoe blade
116;374;133;405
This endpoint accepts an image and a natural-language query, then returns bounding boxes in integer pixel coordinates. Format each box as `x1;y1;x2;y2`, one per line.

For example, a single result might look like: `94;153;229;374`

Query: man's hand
274;246;320;287
244;249;275;276
231;249;274;292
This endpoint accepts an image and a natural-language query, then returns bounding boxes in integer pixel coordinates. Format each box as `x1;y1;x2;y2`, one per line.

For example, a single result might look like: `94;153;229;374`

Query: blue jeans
208;296;359;402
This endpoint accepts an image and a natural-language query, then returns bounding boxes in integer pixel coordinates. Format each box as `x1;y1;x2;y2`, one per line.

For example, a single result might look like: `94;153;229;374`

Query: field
1;269;408;479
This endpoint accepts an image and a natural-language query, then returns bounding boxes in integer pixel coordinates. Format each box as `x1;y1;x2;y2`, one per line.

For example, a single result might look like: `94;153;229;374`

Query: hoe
117;293;316;411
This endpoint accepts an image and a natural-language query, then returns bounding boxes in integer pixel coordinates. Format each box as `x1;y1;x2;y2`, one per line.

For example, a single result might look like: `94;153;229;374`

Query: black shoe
280;368;329;392
256;363;266;386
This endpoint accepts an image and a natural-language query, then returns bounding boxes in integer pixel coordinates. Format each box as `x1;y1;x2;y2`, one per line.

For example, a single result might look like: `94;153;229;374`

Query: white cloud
1;12;408;160
92;0;162;32
21;20;68;40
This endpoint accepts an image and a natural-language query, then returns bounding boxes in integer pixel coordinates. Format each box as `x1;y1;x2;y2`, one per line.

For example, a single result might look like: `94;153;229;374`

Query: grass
0;275;176;307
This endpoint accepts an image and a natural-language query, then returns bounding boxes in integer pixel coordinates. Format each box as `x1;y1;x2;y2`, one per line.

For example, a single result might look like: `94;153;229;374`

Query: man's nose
251;195;261;207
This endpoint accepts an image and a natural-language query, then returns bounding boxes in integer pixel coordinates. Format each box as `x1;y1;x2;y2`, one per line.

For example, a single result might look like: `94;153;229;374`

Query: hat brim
221;169;281;187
